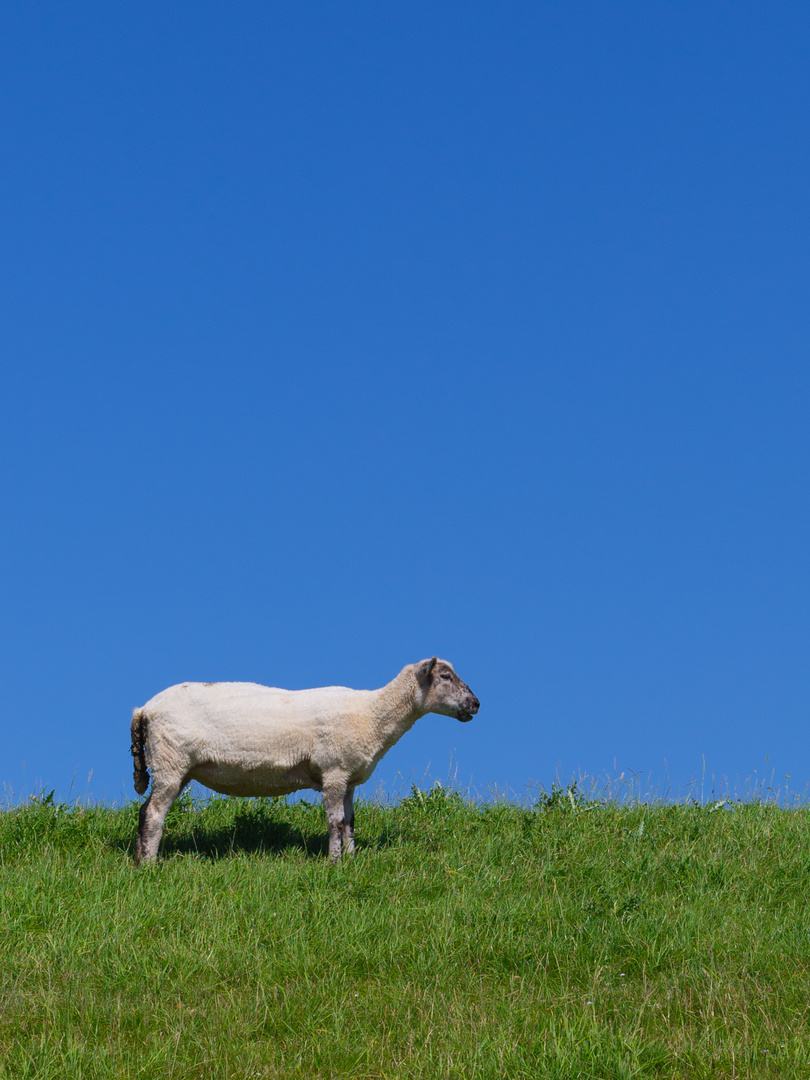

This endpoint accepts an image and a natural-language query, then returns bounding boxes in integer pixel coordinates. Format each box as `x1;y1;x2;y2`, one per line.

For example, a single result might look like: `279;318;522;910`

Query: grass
1;784;809;1078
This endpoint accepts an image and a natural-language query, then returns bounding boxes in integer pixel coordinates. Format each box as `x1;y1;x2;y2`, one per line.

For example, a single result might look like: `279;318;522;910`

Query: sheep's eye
439;671;452;680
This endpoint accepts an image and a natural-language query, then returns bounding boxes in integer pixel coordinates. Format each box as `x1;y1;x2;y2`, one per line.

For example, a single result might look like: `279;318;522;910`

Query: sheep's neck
368;675;422;756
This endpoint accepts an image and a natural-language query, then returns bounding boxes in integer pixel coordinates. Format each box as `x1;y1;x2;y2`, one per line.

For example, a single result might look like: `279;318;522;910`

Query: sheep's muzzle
456;695;480;723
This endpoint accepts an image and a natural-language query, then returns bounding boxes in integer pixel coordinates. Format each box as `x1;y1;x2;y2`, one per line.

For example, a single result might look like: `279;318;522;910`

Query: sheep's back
141;681;373;773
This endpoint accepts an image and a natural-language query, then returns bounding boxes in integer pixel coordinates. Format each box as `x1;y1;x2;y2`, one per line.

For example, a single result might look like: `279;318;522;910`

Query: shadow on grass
111;801;335;861
159;818;331;860
111;795;403;862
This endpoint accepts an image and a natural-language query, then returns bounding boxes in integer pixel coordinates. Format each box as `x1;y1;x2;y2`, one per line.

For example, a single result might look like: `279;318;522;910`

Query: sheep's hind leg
134;774;187;865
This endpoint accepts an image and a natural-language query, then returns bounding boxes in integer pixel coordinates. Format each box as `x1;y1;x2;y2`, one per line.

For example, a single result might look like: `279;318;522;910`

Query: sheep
130;656;479;864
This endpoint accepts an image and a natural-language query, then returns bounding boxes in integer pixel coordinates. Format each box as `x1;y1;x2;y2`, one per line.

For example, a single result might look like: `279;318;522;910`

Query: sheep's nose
470;696;480;713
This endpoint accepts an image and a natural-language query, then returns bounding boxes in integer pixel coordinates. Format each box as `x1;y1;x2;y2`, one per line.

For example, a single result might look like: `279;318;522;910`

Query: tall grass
0;785;808;1078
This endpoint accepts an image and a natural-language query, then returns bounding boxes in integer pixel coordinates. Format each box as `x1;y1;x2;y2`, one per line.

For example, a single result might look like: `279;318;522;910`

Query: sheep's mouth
457;709;474;723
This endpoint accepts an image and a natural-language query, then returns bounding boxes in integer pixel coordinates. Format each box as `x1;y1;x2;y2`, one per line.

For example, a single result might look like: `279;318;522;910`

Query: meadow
0;784;808;1079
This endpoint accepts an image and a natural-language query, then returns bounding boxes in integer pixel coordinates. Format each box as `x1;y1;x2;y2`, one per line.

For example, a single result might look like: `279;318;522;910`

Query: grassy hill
0;786;808;1078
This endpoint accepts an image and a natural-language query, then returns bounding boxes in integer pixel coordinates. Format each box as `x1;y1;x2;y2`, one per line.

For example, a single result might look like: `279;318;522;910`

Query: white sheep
130;656;479;863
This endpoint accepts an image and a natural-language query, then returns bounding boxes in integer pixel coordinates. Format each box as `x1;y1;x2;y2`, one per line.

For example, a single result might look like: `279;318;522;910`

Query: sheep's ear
417;656;438;683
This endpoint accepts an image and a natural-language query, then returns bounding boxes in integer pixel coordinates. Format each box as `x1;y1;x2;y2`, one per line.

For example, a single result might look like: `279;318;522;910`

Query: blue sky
1;2;808;804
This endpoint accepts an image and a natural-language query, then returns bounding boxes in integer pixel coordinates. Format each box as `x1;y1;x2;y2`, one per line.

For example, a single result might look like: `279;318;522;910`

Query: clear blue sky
2;2;808;804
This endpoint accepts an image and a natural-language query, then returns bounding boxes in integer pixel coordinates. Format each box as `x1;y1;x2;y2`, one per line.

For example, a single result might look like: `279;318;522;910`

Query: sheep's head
415;657;480;722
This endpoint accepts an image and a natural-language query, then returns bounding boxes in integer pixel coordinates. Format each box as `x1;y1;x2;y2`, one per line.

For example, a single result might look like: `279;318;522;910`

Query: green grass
1;785;809;1078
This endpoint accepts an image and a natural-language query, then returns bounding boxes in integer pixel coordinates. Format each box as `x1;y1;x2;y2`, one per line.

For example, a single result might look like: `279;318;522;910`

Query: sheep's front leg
322;781;350;863
342;787;356;856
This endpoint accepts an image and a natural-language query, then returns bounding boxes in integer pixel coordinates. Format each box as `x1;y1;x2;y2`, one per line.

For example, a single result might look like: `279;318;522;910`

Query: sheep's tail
130;707;150;795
